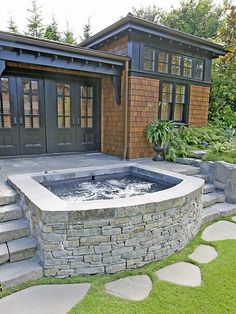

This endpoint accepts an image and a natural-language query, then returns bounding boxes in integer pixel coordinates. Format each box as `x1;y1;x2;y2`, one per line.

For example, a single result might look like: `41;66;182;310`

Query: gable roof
79;13;225;57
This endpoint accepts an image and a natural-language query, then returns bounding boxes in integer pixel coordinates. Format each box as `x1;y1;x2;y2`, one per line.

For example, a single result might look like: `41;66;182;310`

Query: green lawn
1;217;236;314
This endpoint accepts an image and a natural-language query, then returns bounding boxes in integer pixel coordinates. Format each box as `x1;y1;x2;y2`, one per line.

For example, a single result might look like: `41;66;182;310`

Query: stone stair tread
7;236;37;263
202;192;225;208
213;180;225;191
203;183;215;194
0;243;9;265
202;202;236;223
176;157;202;167
0;258;43;290
0;182;17;206
0;220;30;244
194;174;209;182
0;204;22;222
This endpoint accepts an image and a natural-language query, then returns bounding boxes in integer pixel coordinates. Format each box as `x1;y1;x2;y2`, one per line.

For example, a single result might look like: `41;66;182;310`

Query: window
183;57;193;78
158;51;169;73
23;80;40;128
171;54;181;76
159;82;187;122
57;83;71;128
80;86;93;128
194;59;204;80
144;47;156;71
0;78;12;128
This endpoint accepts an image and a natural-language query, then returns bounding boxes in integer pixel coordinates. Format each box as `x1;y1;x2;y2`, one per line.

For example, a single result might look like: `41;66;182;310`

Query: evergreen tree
7;16;19;33
131;5;164;24
44;16;61;41
26;0;44;37
82;19;92;40
63;22;77;45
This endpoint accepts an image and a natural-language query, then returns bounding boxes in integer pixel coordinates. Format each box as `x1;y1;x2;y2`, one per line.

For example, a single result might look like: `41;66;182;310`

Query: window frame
158;81;188;123
143;46;156;72
157;50;169;74
193;59;204;80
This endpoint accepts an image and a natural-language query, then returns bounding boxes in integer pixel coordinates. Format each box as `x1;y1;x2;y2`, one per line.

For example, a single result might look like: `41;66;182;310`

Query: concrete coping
8;163;204;214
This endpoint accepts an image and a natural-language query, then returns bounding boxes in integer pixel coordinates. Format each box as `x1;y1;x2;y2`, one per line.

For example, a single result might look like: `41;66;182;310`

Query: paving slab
156;262;202;287
105;275;152;301
232;216;236;222
201;221;236;241
0;283;91;314
189;244;218;264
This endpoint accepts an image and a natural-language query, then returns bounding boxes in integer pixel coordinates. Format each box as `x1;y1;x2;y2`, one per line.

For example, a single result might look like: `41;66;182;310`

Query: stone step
0;182;17;206
0;204;22;222
202;192;225;208
0;243;9;265
202;202;236;224
0;220;30;244
213;180;225;191
176;157;202;167
194;174;209;182
7;236;37;263
203;184;215;194
191;150;207;159
0;258;43;290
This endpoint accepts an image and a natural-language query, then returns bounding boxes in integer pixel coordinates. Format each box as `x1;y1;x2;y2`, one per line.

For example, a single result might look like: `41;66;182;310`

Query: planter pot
153;144;164;161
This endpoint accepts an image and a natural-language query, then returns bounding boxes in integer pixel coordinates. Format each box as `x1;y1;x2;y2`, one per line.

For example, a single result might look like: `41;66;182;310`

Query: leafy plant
145;120;174;147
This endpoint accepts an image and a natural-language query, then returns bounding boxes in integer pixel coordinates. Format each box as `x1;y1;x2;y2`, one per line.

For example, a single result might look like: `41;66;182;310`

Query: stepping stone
201;221;236;241
232;216;236;222
105;275;152;301
189;244;218;264
0;283;91;314
156;262;201;287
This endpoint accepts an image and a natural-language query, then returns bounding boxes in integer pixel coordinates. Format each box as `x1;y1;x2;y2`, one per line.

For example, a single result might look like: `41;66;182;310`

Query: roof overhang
0;32;128;76
80;15;226;58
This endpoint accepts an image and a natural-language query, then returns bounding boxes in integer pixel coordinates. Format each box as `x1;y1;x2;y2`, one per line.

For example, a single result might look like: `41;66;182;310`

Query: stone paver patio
156;262;202;287
105;275;152;301
189;244;218;264
201;221;236;241
0;283;91;314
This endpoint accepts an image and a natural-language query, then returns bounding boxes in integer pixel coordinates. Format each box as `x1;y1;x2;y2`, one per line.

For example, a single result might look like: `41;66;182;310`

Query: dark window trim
193;58;205;81
143;46;156;72
158;80;189;123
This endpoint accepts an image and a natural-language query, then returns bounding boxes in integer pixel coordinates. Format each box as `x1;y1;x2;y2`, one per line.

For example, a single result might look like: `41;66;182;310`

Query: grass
202;150;236;164
0;217;236;313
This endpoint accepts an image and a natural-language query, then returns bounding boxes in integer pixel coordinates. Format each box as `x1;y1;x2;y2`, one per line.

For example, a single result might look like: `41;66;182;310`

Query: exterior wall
188;85;210;127
99;35;128;56
127;76;159;159
101;75;125;156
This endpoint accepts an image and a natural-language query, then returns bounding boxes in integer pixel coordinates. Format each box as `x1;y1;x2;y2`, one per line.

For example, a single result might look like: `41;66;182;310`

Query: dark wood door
17;78;46;155
0;76;20;156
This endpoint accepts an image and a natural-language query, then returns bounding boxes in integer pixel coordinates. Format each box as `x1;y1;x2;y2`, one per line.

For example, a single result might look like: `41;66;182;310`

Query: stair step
191;150;207;159
0;243;9;265
194;174;209;182
176;157;202;167
202;192;225;208
0;258;43;290
0;204;22;222
0;220;30;244
203;184;215;194
0;182;17;206
213;180;225;191
202;202;236;224
7;236;37;263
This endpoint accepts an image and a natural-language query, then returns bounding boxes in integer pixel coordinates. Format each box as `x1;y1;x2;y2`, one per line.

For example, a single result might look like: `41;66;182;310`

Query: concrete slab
189;244;218;264
0;283;91;314
105;275;152;301
201;221;236;241
156;262;201;287
232;216;236;222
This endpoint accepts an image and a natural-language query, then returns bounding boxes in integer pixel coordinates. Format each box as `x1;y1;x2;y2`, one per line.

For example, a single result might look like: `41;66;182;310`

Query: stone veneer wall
20;189;202;277
127;76;159;159
188;85;210;127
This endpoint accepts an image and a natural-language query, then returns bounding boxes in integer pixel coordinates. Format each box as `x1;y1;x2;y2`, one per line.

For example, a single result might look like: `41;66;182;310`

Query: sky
0;0;226;41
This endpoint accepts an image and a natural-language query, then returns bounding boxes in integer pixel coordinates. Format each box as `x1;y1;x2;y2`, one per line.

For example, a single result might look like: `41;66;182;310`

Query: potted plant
146;120;174;161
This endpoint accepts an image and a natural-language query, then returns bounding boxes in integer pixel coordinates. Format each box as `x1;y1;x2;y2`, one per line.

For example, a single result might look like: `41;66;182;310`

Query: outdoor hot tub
8;163;204;277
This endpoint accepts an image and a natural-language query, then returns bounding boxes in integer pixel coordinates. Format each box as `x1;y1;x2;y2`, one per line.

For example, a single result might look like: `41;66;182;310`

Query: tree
82;19;92;41
7;16;19;33
26;0;44;37
131;5;164;24
209;2;236;119
63;22;77;45
44;16;61;41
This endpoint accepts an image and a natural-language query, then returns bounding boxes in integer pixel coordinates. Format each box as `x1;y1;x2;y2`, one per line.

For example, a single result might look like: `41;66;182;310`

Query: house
0;13;225;159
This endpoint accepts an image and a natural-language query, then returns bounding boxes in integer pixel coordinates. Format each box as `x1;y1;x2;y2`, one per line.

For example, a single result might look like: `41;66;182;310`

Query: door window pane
56;83;71;128
23;80;40;129
80;86;94;128
0;78;12;128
